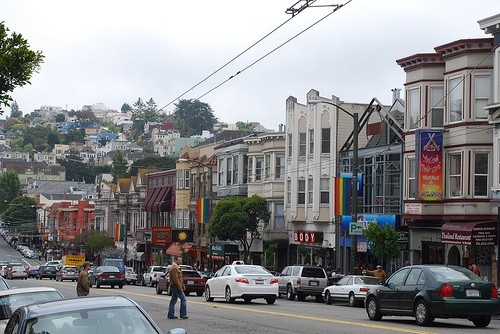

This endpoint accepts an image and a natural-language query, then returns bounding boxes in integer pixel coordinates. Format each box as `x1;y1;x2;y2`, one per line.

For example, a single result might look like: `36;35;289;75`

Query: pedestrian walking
167;256;188;319
76;261;91;297
362;264;387;282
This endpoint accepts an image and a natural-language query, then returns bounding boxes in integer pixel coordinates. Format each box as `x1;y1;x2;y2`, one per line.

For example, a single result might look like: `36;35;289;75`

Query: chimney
391;88;401;103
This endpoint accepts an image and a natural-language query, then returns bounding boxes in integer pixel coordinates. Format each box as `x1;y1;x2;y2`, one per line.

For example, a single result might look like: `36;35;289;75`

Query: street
2;240;500;333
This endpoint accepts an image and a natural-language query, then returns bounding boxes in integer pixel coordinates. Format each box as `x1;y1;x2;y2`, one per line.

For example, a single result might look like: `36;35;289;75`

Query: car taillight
491;285;498;298
296;278;301;285
118;273;125;278
270;278;278;284
359;287;370;292
439;284;454;298
235;277;249;284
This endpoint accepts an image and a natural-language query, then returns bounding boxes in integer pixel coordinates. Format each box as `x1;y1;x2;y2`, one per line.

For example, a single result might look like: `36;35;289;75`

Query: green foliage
0;22;44;114
75;109;97;125
55;113;66;123
1;196;37;234
262;243;278;267
235;121;252;131
63;127;85;144
85;232;116;262
209;195;270;262
131;98;159;139
128;156;176;176
173;99;218;137
58;155;111;183
363;224;402;261
121;102;132;113
21;126;60;152
111;151;128;182
10;101;22;117
0;171;21;213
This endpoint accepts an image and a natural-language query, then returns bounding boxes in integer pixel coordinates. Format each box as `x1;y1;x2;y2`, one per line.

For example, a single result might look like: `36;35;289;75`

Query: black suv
277;265;328;302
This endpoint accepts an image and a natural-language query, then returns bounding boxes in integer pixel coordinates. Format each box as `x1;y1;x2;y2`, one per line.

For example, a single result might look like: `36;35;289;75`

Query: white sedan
204;262;278;304
323;274;381;307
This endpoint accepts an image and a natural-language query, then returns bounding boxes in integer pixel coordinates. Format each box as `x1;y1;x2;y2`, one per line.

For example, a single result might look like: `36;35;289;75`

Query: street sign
349;222;364;235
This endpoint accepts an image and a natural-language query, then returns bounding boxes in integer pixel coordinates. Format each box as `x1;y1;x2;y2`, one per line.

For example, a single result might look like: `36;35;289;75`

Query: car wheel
297;293;306;301
111;285;115;289
119;284;123;289
156;284;163;294
205;285;214;302
471;316;491;328
244;297;252;304
196;291;203;297
325;291;333;305
265;297;276;305
286;285;295;301
366;297;382;321
348;292;357;307
96;280;101;288
414;300;433;326
315;294;324;303
225;286;235;303
141;279;146;286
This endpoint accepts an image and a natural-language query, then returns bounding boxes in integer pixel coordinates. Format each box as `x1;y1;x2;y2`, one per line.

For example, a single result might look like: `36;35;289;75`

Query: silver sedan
323;274;381;307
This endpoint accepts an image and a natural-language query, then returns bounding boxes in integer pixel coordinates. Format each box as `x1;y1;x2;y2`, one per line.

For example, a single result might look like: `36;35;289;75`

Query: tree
236;121;252;131
131;98;159;139
10;100;22;118
363;223;402;269
121;102;132;113
63;127;85;144
55;113;66;123
128;156;176;176
85;232;116;264
209;195;270;263
111;151;128;183
0;196;36;234
0;21;44;114
173;99;218;137
0;170;21;213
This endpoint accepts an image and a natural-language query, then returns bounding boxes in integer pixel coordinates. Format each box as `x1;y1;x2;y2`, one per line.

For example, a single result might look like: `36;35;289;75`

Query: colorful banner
197;197;210;224
115;223;124;241
416;130;443;200
334;173;362;215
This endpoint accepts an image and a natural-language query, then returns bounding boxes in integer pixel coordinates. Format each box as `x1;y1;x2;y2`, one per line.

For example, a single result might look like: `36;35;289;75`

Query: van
101;258;125;274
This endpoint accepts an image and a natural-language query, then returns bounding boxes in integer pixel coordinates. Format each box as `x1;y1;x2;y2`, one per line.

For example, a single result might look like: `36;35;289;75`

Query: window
183;209;190;228
474;75;490;120
275;155;285;179
255;157;264;181
176;170;184;189
287;134;293;157
298;180;305;205
320;178;329;204
309;129;314;155
449;153;462;197
407;157;416;199
474;152;488;196
405;268;424;285
321;128;330;153
233;156;239;184
265;154;271;180
448;77;463;122
218;160;224;186
387;268;410;286
286;180;291;205
275;203;285;229
184;170;190;189
308;177;313;204
176;210;183;228
430;86;444;127
299;133;306;157
247;157;253;183
226;158;232;185
408;88;420;129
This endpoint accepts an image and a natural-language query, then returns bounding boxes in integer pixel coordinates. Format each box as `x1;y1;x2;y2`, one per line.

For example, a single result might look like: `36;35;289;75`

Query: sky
1;0;498;130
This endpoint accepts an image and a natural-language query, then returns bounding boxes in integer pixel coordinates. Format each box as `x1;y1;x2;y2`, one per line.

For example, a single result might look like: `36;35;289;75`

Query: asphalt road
2;238;500;334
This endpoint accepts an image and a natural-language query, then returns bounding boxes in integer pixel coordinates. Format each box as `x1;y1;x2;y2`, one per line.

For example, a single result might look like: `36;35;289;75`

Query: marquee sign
293;231;324;244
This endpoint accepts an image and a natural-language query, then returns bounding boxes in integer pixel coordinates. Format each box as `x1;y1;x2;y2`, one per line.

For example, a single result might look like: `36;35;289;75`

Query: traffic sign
349;222;364;235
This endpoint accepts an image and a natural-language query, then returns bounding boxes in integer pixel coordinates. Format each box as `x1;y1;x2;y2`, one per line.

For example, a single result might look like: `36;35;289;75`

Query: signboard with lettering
152;226;172;245
293;231;324;244
349;222;364;235
441;221;497;246
415;130;443;201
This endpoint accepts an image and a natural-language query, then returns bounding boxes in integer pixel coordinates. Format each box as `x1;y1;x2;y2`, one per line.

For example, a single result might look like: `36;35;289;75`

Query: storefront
208;243;239;271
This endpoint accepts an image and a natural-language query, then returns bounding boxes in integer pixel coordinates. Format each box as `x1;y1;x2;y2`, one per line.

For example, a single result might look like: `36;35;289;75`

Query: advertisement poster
416;130;443;201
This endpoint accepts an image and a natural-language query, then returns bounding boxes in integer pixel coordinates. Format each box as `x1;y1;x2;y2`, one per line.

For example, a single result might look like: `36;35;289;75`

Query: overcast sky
1;0;497;130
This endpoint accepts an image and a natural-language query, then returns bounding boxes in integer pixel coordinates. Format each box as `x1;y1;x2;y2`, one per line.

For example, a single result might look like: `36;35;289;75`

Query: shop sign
152;226;172;245
357;242;367;253
294;231;323;244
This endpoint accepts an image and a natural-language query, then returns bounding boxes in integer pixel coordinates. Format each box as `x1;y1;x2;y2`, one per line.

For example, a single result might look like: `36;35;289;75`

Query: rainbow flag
334;174;352;215
115;223;124;241
197;197;210;224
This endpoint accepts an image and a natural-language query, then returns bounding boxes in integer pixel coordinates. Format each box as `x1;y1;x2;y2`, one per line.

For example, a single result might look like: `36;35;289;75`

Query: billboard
415;130;443;201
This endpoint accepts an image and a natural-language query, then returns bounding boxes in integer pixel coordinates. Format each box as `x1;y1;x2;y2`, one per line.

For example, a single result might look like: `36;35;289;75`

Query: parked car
36;265;58;280
142;265;168;287
55;265;78;282
277;265;328;302
27;265;40;278
204;262;278;304
365;264;500;327
4;295;186;334
323;274;380;307
156;269;207;296
43;260;62;270
3;263;22;279
6;265;28;280
0;287;64;332
89;265;125;289
101;258;125;274
0;276;10;290
125;267;138;285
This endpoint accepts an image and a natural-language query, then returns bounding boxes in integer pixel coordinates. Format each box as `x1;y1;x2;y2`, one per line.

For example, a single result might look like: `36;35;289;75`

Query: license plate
255;279;264;285
187;280;194;285
466;289;480;297
109;275;115;278
309;281;319;286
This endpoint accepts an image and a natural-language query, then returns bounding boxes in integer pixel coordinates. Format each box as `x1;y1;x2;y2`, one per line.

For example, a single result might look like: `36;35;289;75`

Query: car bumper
431;299;500;317
97;278;124;286
185;284;205;292
231;284;278;298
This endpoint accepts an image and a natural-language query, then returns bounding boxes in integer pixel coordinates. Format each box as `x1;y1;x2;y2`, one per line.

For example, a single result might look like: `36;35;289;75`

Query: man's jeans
168;287;187;318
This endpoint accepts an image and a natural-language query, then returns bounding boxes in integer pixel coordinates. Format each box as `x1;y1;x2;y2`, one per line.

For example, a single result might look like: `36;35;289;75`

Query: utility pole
123;194;129;264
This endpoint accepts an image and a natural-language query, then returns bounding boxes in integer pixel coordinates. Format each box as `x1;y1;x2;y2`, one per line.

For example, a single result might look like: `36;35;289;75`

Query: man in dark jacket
76;261;91;297
167;256;188;319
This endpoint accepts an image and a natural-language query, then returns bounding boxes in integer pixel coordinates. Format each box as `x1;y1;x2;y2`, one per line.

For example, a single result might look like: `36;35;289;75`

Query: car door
377;268;410;311
278;267;291;293
211;266;229;297
399;268;425;312
331;276;351;301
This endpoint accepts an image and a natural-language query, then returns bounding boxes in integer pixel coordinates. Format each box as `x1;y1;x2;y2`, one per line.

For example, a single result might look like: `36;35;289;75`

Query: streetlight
309;99;359;274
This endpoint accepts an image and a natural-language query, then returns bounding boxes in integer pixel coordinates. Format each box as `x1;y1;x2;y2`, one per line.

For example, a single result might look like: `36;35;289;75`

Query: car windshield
99;266;119;273
104;260;123;268
25;306;160;334
183;271;201;278
358;276;381;285
152;267;165;272
0;291;63;320
65;267;77;272
429;266;480;281
234;266;270;275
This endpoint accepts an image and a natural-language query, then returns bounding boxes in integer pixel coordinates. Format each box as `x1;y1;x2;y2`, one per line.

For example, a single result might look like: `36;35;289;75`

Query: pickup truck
125;267;138;285
141;265;167;287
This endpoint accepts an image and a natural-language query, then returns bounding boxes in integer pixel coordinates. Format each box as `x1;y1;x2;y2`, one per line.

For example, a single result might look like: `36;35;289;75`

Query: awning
152;186;173;212
166;242;193;256
135;252;145;261
441;221;497;246
141;187;162;212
